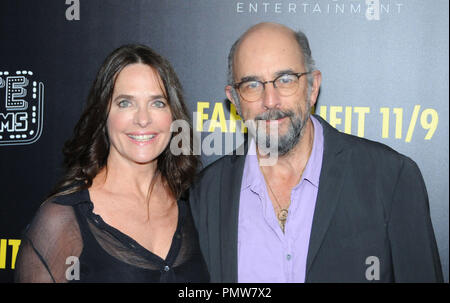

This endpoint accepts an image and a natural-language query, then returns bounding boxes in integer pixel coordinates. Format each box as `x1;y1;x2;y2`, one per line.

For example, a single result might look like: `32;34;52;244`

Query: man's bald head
227;22;316;86
238;22;296;44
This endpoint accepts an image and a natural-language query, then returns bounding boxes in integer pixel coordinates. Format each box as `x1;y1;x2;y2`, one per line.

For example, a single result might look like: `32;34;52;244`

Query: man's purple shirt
237;115;324;283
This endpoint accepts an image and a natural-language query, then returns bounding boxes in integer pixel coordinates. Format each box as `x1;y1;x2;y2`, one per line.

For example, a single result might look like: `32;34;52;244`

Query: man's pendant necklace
261;167;304;234
263;174;290;233
277;208;289;233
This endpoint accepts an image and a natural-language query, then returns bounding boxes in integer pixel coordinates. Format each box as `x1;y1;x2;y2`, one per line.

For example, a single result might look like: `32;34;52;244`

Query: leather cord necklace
260;166;304;234
264;175;289;233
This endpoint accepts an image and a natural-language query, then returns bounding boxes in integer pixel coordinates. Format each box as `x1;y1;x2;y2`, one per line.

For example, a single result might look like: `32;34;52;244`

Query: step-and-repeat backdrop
0;0;448;282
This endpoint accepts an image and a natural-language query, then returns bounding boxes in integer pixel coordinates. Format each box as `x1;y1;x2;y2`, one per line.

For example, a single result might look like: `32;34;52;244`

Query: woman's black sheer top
14;189;210;283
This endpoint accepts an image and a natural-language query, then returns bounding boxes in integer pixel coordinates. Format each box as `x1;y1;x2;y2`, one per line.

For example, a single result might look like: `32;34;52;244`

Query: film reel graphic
0;70;44;146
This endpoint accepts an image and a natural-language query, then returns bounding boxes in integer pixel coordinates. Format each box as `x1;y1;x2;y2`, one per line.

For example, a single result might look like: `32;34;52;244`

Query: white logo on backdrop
235;0;404;20
0;70;44;146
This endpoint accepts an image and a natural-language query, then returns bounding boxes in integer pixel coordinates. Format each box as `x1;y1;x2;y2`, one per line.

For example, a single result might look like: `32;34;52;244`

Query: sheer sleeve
14;201;83;283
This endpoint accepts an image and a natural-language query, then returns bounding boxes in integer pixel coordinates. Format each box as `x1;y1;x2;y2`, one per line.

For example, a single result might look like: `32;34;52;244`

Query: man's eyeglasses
233;72;311;102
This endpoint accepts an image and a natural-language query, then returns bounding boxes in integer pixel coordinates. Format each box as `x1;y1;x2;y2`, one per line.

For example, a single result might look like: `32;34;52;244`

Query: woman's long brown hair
47;44;199;201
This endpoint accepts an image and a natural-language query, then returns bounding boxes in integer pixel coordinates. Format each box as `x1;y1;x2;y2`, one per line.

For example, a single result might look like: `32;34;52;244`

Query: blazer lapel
219;151;247;282
305;115;351;279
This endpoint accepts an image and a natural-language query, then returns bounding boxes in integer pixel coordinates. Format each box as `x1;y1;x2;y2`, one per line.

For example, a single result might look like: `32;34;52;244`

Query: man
189;22;443;282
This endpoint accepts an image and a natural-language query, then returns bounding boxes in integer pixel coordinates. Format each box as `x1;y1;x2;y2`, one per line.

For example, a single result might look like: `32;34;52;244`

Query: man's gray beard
253;105;310;156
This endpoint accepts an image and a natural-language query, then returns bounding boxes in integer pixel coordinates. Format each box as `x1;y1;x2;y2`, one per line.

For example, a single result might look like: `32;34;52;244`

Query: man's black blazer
189;115;443;282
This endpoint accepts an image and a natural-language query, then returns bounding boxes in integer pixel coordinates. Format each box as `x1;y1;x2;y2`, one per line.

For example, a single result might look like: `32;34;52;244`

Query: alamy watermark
65;256;80;281
65;0;80;21
171;114;279;166
365;256;380;281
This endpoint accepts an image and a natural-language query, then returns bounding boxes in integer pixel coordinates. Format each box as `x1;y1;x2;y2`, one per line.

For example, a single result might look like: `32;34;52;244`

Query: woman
14;44;209;282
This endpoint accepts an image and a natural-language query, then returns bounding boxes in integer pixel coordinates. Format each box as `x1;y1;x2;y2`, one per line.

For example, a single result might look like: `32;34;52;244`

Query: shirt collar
51;187;91;205
241;115;324;191
241;138;264;192
299;115;324;188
